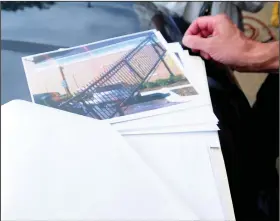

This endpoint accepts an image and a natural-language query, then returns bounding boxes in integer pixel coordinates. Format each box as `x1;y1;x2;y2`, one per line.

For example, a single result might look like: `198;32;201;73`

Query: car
33;92;64;107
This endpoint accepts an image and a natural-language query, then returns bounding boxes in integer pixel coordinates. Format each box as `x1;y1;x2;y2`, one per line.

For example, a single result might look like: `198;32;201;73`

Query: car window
1;2;143;104
1;50;32;104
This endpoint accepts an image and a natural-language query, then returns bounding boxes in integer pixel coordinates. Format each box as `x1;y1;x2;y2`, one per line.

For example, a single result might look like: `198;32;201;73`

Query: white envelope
1;100;198;221
124;132;225;220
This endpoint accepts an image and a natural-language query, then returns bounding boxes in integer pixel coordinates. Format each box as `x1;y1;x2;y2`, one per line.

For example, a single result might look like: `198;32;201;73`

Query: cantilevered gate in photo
58;33;174;120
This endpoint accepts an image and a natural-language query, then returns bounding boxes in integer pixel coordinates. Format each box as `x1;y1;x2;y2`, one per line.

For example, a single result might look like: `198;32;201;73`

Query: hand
182;14;260;70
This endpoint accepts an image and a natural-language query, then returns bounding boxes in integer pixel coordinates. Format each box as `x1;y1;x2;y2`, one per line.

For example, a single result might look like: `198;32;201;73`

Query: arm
246;41;279;73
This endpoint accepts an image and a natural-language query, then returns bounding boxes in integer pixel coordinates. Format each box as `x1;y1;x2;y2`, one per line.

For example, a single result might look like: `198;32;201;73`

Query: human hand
182;14;260;70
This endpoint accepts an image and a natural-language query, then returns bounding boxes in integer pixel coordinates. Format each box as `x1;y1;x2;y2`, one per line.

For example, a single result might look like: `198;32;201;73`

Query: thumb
182;35;211;51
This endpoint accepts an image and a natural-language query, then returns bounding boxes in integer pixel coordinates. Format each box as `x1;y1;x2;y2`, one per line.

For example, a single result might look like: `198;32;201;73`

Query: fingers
185;16;215;36
191;32;202;53
183;15;230;59
183;16;215;53
200;51;211;60
182;35;211;52
201;30;210;38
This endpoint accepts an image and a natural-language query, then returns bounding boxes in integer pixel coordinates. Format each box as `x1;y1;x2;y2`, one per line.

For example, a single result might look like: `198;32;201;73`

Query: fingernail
182;36;190;46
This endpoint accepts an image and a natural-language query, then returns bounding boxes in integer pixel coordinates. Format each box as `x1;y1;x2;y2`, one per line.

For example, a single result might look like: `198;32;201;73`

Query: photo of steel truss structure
24;30;198;121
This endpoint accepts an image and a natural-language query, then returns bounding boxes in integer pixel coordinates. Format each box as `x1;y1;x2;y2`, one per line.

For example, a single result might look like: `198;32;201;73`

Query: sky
33;30;159;67
35;32;162;71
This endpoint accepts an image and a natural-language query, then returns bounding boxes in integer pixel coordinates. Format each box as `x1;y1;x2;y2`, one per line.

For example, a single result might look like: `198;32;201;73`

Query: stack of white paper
1;30;234;220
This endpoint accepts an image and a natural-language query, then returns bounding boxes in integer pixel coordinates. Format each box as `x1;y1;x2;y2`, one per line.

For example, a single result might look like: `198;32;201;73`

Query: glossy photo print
23;30;198;122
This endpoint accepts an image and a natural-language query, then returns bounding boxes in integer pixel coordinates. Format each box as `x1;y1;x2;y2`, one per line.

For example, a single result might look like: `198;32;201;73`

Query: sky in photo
33;30;161;70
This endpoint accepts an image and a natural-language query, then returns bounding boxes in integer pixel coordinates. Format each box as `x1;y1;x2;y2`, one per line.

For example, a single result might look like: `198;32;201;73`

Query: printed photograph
24;31;198;121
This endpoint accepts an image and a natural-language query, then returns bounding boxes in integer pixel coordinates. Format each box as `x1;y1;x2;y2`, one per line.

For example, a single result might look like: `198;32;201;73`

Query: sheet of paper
124;132;225;220
181;52;235;219
22;30;201;124
118;51;233;219
112;105;217;132
111;48;214;132
208;145;236;221
181;51;212;106
1;100;198;221
120;123;219;135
